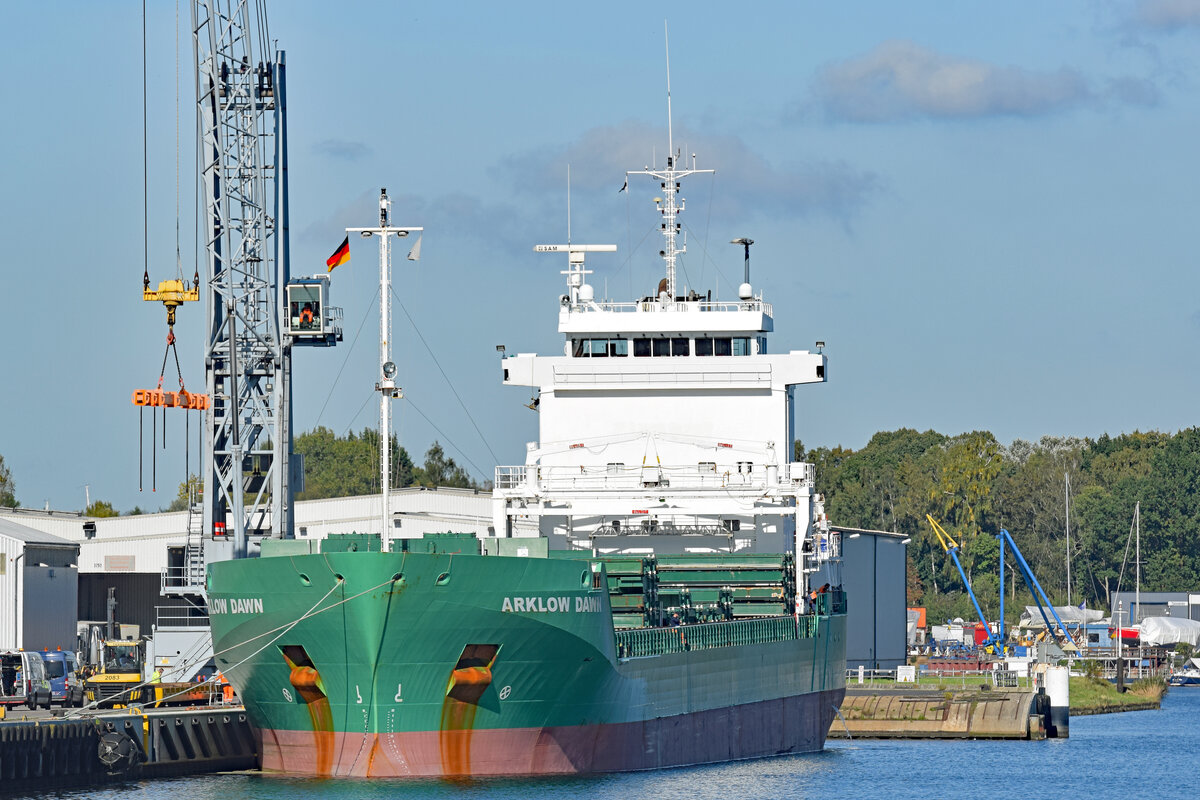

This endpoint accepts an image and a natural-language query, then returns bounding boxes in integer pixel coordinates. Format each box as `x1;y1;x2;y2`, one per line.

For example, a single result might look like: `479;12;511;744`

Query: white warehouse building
0;517;80;651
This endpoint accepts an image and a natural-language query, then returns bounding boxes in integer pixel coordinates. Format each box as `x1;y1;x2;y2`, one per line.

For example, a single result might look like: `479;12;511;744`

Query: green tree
294;426;417;500
0;453;17;507
85;500;119;518
415;442;476;489
167;475;203;512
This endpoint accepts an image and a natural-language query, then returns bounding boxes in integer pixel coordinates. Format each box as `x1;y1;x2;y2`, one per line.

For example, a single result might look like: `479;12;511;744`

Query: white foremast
347;188;422;551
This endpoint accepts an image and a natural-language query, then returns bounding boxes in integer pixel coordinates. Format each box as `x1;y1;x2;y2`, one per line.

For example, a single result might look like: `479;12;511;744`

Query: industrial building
0;517;79;651
814;526;909;671
1111;591;1200;625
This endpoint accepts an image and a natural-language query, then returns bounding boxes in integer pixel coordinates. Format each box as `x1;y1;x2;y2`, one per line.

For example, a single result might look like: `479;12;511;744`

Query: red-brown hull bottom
256;688;846;777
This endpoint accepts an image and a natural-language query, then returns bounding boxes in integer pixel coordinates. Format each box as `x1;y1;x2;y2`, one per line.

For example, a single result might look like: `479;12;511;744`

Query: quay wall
0;707;257;793
828;688;1050;740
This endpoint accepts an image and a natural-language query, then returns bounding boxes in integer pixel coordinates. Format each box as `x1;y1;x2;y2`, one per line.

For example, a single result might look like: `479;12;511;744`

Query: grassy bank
1069;676;1165;714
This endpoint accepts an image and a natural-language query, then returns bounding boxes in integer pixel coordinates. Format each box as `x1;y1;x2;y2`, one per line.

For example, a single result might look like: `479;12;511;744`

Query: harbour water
26;690;1198;800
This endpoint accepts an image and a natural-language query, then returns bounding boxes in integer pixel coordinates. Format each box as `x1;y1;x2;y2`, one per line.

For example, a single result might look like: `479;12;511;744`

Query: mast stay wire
682;220;736;298
401;396;489;484
389;285;498;465
314;286;380;428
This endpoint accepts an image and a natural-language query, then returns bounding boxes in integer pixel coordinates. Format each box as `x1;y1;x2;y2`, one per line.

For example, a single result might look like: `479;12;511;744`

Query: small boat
1167;658;1200;687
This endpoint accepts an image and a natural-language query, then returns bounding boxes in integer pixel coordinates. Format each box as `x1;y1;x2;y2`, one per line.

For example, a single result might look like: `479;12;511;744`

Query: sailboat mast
1135;500;1141;626
1065;472;1071;607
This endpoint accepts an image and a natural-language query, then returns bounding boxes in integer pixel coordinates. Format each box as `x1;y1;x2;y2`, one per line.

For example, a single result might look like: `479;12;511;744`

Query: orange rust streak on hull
438;697;479;775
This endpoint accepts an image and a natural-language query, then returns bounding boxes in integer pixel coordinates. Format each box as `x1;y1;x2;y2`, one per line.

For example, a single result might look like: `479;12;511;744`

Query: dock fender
97;725;140;774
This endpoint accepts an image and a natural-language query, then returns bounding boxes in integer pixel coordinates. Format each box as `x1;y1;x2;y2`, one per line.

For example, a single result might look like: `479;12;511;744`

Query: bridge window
695;338;713;356
732;337;751;356
672;337;689;356
652;338;670;357
573;338;628;357
634;338;651;357
714;337;732;356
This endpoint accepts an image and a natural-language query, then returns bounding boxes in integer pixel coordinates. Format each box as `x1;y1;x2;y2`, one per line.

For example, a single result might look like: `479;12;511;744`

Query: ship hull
208;549;846;778
257;687;844;776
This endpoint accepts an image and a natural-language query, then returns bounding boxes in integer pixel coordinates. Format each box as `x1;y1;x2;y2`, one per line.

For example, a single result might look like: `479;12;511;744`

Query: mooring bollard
1045;665;1069;738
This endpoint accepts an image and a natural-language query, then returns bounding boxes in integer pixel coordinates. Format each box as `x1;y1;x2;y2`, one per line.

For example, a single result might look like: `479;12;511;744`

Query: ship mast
626;23;713;300
347;189;422;550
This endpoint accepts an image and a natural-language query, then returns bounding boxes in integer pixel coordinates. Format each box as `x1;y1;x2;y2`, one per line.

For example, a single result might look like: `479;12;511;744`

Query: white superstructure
493;140;830;564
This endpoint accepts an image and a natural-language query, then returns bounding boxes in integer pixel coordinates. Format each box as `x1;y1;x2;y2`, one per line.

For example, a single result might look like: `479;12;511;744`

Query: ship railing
810;590;847;616
614;614;811;659
495;462;814;492
154;605;211;628
566;299;773;316
161;565;206;595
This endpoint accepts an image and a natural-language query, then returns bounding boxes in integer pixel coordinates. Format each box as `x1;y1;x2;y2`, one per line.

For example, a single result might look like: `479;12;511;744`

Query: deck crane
926;515;1004;653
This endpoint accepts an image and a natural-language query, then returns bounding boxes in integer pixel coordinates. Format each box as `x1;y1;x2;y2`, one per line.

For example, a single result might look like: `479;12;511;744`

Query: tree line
799;428;1200;626
0;428;479;517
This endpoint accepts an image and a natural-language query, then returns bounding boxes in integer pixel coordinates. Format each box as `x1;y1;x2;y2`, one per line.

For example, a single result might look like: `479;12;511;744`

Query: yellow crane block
144;279;199;326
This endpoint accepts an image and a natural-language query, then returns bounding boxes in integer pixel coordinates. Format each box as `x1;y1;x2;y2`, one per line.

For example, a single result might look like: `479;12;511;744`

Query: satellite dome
738;282;753;300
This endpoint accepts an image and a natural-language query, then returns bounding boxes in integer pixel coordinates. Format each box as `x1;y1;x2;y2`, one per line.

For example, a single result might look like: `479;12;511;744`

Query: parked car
40;650;85;707
0;650;52;710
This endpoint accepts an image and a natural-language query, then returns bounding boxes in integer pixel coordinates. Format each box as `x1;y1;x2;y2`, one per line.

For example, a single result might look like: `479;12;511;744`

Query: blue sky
3;1;1199;512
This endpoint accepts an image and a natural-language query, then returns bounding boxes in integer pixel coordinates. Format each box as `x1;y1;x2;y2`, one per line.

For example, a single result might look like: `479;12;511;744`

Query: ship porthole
436;572;451;586
391;572;404;583
298;573;311;586
334;573;346;583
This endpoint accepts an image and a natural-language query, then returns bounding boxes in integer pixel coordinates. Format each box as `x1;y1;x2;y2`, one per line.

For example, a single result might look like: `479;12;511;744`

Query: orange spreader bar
132;388;211;410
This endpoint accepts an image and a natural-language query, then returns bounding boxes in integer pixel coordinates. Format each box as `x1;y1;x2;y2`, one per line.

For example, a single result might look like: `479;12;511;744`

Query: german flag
326;235;350;272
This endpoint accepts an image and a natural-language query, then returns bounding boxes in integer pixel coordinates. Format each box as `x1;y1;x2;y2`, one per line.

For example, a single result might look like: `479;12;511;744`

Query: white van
0;650;52;710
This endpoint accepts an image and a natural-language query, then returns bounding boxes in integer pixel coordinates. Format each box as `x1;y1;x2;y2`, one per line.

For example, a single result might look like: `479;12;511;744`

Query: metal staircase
162;481;208;596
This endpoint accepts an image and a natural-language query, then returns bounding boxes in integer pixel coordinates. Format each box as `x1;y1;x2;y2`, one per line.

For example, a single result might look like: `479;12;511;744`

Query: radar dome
738;282;753;300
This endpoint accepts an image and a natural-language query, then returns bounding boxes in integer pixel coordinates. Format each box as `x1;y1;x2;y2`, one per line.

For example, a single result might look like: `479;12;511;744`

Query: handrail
495;462;814;491
564;299;773;316
614;614;817;658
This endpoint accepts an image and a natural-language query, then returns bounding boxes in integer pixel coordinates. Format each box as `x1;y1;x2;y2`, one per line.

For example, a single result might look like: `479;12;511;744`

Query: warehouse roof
0;516;78;548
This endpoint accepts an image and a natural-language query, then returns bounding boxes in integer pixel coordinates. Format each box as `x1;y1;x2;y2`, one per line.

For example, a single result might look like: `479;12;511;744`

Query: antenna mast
626;22;712;300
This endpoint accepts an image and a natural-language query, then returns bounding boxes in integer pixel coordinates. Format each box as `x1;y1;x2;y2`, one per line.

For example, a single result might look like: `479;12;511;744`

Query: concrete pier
828;687;1055;740
0;706;257;793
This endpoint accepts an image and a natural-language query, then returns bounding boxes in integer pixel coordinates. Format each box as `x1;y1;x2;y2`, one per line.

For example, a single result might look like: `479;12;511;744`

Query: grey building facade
813;526;908;670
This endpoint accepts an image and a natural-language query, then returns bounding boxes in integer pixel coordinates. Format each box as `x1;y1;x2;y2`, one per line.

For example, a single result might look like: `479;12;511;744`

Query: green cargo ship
207;536;846;776
206;75;848;776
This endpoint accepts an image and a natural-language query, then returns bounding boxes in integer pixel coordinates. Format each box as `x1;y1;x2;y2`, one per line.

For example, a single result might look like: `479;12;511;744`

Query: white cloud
813;40;1092;122
496;121;880;224
313;139;371;161
1132;0;1200;30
